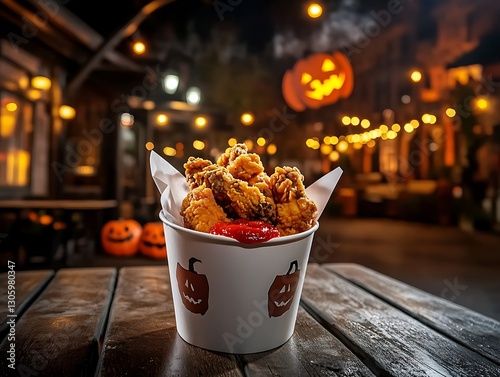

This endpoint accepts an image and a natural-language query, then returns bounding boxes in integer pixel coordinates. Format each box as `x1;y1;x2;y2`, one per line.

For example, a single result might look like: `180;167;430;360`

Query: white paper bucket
159;211;319;354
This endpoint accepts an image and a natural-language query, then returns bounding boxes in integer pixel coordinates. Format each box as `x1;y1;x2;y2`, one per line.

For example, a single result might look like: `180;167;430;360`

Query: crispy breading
270;166;318;236
184;157;213;189
194;165;276;224
180;185;230;233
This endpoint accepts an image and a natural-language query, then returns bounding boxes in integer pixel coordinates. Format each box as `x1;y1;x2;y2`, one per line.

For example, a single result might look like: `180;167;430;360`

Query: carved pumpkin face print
282;52;354;112
101;219;142;256
139;222;166;259
268;260;300;318
176;257;209;315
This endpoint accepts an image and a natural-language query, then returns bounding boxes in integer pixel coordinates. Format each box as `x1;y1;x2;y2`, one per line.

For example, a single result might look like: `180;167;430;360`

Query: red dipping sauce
210;219;280;244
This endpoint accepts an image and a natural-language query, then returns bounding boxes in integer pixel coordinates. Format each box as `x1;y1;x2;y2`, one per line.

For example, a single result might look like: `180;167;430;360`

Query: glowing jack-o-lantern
176;257;209;315
268;260;300;317
282;52;354;111
101;219;142;256
139;222;167;259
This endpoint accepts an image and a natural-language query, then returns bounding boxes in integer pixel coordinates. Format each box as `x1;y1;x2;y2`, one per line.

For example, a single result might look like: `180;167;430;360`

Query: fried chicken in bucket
180;144;317;237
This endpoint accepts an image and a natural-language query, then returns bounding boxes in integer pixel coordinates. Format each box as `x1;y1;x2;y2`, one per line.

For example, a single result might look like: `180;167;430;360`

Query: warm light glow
404;123;414;133
228;138;237;147
74;165;95;176
410;70;422;83
381;133;388;140
257;137;266;146
330;136;339;145
31;76;51;90
59;105;76;120
352;134;360;143
6;150;30;186
163;74;179;94
267;143;277;155
429;115;437;124
351;117;360;126
120;113;134;127
5;102;17;112
186;87;201;105
422;114;432;124
241;112;255;126
145;142;155;150
410;119;420;128
379;125;389;133
367;140;376;148
361;133;370;143
323;136;331;144
387;130;397;139
26;89;42;100
445;108;456;118
329;151;340;162
1;113;16;137
361;119;370;128
346;135;353;143
320;143;333;155
373;129;382;138
476;98;488;110
143;100;155;110
353;142;362;150
193;140;205;150
336;140;348;153
244;139;254;150
133;41;146;55
391;123;401;132
341;116;351;125
307;3;323;18
156;114;168;126
163;147;176;156
194;116;207;128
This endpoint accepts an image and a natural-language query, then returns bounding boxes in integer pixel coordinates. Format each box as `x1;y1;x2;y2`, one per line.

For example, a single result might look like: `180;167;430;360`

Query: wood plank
300;264;500;377
0;268;116;377
0;270;54;340
242;306;375;376
97;267;242;377
326;263;500;365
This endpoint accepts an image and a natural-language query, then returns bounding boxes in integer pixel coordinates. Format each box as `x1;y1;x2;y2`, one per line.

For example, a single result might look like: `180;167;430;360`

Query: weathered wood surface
300;264;500;377
96;267;242;377
326;263;500;366
0;268;116;377
0;270;54;340
242;306;375;377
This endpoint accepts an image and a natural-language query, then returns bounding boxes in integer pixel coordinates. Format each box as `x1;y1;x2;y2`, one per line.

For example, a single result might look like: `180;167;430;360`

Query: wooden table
0;264;499;376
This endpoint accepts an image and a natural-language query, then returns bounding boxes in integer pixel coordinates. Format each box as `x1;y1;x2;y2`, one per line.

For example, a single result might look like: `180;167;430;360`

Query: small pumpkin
282;51;354;111
176;257;209;315
139;222;167;259
268;260;300;317
101;219;142;256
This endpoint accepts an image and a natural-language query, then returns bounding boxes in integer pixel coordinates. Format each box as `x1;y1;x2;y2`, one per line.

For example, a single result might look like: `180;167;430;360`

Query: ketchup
210;219;280;244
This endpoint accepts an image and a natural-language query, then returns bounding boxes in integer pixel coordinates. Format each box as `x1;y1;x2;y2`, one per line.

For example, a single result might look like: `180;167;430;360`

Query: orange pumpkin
139;222;167;259
101;219;142;256
282;51;354;112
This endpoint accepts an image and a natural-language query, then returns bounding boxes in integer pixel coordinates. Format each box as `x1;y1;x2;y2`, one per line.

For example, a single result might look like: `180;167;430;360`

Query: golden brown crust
181;144;317;236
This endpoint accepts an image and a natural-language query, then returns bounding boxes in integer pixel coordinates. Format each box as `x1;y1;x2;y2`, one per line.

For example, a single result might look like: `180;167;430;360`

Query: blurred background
0;0;499;318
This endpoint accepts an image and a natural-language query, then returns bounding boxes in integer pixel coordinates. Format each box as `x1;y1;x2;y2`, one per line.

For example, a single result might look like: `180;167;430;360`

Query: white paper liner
150;150;342;228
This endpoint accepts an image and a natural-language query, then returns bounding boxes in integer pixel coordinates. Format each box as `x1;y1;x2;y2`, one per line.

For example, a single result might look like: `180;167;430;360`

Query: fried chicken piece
192;165;276;224
180;185;230;233
218;144;264;185
270;166;318;236
184;157;213;189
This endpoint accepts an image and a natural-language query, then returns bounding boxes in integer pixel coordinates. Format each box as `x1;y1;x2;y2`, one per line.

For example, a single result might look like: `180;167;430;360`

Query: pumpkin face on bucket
268;260;300;317
139;222;166;259
282;52;354;111
176;257;209;315
101;219;142;256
